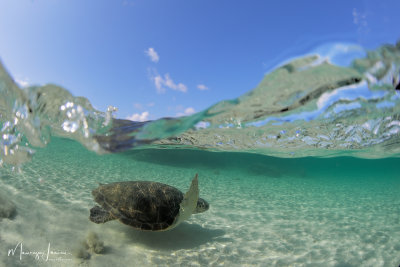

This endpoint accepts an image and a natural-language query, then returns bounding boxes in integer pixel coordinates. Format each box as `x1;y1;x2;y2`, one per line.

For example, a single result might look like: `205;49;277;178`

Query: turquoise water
0;137;399;266
1;42;400;266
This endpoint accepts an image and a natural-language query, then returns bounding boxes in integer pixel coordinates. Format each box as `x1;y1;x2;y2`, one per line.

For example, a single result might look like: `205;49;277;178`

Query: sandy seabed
0;139;399;266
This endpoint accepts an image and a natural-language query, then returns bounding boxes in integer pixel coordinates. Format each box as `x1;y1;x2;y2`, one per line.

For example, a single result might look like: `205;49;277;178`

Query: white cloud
145;47;159;63
352;8;369;34
126;111;149;122
197;84;209;90
352;8;366;25
184;107;195;115
133;102;155;110
153;74;166;93
152;73;187;93
195;121;209;129
122;0;135;6
133;103;143;109
176;107;195;117
15;78;29;88
164;74;187;92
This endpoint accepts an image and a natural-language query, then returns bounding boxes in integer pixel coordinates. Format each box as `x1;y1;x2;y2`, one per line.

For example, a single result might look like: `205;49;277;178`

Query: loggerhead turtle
89;174;209;231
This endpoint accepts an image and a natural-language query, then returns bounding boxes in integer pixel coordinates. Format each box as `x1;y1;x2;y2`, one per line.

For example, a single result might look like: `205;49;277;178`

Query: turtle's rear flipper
90;205;115;224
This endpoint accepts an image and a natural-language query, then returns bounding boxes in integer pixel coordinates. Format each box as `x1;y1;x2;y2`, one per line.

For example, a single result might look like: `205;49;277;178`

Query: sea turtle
89;174;209;231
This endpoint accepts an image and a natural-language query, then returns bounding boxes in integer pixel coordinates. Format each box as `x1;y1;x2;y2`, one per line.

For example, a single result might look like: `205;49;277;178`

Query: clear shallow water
0;41;400;266
0;138;399;266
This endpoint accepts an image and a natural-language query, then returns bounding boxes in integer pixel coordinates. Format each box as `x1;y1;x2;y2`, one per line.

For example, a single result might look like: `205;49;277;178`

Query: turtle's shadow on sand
122;222;229;250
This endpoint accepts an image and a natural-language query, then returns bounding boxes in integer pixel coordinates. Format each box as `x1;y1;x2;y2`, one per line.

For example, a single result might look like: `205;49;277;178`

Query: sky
0;0;399;121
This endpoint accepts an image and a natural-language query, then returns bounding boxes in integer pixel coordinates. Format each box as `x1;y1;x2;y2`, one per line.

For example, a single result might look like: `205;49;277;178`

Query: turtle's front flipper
89;205;115;224
171;174;199;229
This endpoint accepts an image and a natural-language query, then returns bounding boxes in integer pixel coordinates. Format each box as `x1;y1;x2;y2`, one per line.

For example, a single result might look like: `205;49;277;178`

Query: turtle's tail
89;205;115;224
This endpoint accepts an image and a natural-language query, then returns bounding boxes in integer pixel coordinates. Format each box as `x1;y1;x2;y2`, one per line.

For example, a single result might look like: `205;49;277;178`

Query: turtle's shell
92;181;184;231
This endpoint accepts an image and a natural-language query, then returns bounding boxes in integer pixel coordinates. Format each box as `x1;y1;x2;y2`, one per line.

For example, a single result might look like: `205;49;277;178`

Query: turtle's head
193;198;209;213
